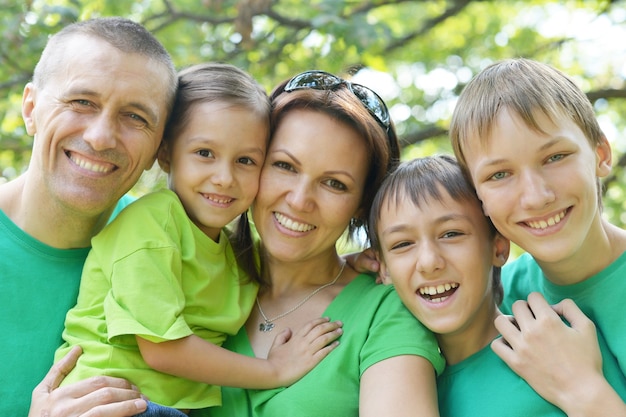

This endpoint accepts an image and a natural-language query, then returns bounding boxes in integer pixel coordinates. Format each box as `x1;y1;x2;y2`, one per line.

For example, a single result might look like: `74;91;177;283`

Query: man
0;17;177;416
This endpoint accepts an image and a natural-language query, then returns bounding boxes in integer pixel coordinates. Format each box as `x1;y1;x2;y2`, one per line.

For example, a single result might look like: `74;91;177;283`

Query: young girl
54;63;343;416
369;155;626;416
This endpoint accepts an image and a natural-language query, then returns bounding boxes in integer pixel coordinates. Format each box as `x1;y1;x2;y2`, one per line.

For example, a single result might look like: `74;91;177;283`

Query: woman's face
252;109;369;264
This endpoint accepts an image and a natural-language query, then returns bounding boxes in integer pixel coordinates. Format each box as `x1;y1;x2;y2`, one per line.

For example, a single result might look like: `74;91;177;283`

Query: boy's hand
29;346;148;417
491;292;625;416
266;317;343;386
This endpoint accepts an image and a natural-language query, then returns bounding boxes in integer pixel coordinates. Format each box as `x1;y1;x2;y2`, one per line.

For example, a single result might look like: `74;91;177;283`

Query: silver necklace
256;262;346;332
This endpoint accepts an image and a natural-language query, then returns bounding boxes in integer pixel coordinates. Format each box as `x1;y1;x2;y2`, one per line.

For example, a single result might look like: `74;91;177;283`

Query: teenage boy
450;57;626;413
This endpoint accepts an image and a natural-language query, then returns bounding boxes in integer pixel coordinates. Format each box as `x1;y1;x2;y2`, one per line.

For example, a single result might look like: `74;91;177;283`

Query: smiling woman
204;71;444;417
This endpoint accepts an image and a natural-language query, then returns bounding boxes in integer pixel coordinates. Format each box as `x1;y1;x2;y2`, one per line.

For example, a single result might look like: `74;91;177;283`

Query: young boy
369;155;626;416
450;57;626;414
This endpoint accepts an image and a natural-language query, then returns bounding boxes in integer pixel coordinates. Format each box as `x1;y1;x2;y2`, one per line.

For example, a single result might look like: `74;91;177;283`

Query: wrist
558;375;626;417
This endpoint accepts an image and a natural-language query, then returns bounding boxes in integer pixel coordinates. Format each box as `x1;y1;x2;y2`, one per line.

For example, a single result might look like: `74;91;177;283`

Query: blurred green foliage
0;0;624;229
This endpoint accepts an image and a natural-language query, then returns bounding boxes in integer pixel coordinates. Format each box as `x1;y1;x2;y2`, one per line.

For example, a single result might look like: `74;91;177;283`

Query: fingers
33;345;82;397
551;298;596;333
79;393;148;417
345;248;380;274
272;328;293;346
30;374;147;417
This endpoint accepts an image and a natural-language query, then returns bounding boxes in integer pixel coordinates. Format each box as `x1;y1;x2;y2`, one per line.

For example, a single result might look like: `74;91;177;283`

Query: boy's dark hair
369;155;504;305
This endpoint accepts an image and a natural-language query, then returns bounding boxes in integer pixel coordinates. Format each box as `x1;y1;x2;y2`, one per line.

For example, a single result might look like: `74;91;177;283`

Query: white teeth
274;212;315;232
419;282;458;296
527;210;566;230
70;154;113;173
207;196;233;204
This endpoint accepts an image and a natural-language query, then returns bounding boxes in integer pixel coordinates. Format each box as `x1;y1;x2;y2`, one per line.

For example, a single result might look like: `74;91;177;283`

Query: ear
492;232;510;268
22;83;37;135
378;258;393;285
156;142;171;173
595;135;612;178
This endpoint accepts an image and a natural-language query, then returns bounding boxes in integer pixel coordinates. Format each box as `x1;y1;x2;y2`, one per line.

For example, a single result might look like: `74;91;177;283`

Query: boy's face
159;101;268;241
462;108;611;264
377;188;509;337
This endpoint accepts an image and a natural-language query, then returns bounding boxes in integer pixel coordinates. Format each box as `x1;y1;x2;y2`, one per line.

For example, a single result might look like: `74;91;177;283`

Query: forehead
47;36;171;118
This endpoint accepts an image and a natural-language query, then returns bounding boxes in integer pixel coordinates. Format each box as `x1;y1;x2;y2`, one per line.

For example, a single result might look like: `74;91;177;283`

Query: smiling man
0;17;177;416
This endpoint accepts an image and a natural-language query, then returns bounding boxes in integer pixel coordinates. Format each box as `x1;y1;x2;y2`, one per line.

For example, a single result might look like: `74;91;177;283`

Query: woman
203;71;445;416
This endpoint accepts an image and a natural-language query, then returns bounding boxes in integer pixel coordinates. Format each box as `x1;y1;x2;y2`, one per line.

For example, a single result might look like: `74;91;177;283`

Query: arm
136;317;342;389
491;292;626;417
29;346;148;417
359;355;439;417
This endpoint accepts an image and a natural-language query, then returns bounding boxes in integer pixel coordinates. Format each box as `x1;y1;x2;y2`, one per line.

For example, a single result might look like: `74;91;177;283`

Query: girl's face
252;109;369;264
160;101;268;241
377;188;509;339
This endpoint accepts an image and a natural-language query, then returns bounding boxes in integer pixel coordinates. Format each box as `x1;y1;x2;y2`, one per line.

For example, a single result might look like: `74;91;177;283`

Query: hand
29;345;148;417
266;317;343;386
343;248;381;279
491;292;626;417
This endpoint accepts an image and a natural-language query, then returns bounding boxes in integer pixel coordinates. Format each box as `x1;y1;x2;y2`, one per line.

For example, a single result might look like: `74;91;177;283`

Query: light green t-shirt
55;189;258;409
199;274;445;417
502;251;626;379
0;195;135;416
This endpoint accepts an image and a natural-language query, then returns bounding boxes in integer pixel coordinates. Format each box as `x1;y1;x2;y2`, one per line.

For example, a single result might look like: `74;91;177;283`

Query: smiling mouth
525;209;567;230
274;212;316;232
67;152;116;173
419;283;459;303
203;194;234;205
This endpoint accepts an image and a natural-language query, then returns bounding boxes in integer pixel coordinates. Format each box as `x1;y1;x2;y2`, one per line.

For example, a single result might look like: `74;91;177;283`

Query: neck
261;250;343;295
437;304;501;366
0;175;111;248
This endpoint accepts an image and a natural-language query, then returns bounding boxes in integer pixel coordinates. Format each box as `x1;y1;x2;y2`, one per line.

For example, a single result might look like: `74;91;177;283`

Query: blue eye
490;172;508;181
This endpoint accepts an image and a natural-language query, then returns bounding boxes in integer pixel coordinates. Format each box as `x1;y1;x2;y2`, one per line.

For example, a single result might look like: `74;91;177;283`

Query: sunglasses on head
283;70;391;131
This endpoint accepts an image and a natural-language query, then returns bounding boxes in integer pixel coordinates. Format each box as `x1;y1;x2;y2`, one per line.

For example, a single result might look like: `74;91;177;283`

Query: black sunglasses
283;70;391;131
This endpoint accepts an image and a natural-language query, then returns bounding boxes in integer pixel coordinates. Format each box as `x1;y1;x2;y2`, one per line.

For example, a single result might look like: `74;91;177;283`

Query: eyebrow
381;212;471;236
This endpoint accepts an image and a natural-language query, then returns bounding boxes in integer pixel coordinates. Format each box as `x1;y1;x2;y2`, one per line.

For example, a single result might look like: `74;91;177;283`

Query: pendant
259;321;274;332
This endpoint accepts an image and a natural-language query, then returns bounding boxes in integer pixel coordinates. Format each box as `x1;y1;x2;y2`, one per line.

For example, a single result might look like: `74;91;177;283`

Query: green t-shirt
502;251;626;379
199;274;445;417
55;189;258;409
438;339;626;416
0;195;134;415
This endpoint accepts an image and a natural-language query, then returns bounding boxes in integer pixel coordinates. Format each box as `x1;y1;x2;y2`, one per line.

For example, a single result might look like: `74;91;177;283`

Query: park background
0;0;624;239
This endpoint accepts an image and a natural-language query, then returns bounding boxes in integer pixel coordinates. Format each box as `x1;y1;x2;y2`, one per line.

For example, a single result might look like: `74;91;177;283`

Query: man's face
22;35;172;217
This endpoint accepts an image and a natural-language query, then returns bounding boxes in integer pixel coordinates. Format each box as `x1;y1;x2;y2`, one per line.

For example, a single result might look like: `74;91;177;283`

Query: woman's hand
491;292;626;417
29;346;148;417
343;248;382;281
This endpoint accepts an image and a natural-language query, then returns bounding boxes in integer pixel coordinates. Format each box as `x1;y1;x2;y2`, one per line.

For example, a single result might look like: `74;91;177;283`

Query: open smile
67;151;116;174
523;209;568;230
274;212;316;232
419;282;459;303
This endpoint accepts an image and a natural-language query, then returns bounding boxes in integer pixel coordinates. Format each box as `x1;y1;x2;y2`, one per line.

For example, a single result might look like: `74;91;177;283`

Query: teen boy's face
462;108;611;266
377;189;508;337
160;101;267;241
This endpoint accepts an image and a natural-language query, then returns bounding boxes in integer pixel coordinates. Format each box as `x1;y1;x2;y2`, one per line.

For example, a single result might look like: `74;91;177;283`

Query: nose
285;178;314;212
211;161;235;188
415;240;445;275
518;169;556;210
83;113;117;151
